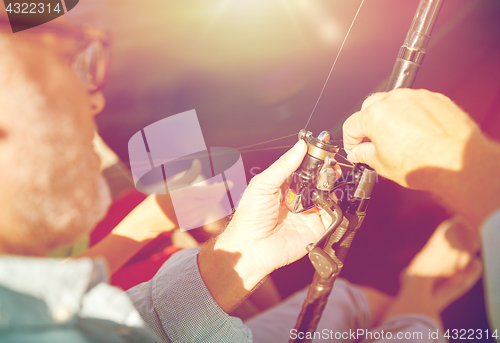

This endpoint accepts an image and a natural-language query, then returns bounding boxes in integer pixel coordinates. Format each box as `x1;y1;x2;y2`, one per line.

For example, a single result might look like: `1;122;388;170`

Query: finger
191;182;229;199
193;180;233;191
176;183;227;203
255;140;307;190
333;164;342;181
435;257;482;310
445;215;480;254
167;159;202;188
343;93;387;153
461;257;483;289
361;92;387;110
342;111;369;153
346;142;376;166
183;159;202;184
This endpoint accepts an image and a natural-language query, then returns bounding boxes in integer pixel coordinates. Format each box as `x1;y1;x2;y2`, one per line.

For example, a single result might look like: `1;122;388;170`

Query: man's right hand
343;88;483;189
342;88;500;227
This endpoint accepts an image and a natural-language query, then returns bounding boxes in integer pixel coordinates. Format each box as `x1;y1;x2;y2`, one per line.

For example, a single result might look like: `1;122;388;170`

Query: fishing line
239;145;294;153
303;0;365;130
234;1;366;160
236;133;296;151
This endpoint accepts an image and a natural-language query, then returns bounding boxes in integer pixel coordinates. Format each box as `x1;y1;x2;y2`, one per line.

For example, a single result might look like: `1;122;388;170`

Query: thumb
346;142;376;166
255;140;307;190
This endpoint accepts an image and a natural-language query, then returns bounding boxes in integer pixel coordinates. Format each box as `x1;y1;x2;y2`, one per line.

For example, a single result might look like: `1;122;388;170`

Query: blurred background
70;0;500;341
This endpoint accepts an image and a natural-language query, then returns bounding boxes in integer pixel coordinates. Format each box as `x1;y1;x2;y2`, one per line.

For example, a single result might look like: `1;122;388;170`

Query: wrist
198;230;267;312
429;134;500;228
214;226;269;285
463;138;500;227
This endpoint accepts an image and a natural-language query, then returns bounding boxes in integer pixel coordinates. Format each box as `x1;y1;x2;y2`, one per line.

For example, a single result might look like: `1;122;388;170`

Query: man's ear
89;92;105;116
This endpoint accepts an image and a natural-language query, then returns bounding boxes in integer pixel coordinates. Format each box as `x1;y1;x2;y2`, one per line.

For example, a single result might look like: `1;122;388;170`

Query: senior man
0;10;336;342
343;88;500;340
0;7;489;343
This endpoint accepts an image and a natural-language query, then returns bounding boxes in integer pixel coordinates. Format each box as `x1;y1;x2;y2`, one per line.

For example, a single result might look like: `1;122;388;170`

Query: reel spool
285;129;339;214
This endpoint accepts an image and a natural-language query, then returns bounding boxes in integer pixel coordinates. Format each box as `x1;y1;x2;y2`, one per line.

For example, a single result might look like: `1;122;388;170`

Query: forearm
198;228;268;313
430;135;500;228
77;233;154;274
112;195;177;240
75;195;177;274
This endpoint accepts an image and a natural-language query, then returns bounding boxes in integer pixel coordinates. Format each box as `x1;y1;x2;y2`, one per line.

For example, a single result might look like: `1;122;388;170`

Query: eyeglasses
0;18;111;92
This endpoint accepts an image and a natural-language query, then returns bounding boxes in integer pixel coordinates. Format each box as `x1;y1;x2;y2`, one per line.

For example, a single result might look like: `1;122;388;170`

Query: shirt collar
0;255;107;319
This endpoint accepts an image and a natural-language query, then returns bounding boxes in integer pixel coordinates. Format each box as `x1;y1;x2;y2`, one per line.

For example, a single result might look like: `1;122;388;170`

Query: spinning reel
286;129;376;280
285;129;340;214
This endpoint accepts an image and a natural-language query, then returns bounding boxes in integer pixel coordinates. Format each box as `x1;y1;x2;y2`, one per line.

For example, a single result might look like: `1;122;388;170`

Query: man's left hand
199;140;335;311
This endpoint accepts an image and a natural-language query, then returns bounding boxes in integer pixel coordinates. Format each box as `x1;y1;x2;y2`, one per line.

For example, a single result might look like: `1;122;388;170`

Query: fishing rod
287;1;444;341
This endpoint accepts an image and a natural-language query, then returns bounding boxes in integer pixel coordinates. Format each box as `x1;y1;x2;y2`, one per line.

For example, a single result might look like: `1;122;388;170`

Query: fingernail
292;139;306;152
